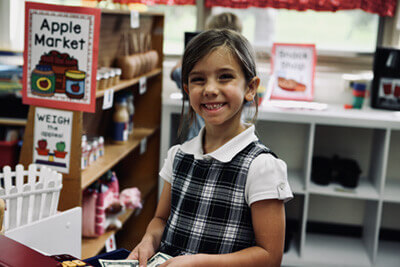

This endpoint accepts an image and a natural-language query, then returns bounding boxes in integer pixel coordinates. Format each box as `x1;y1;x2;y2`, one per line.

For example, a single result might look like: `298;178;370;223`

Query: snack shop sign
270;43;316;101
23;2;101;113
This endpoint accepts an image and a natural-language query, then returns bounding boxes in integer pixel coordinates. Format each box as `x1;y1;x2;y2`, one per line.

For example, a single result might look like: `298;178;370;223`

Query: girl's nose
203;81;218;97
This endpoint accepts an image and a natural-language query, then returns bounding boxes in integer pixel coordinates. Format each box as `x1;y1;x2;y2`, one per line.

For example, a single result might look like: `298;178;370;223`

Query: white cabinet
160;96;400;267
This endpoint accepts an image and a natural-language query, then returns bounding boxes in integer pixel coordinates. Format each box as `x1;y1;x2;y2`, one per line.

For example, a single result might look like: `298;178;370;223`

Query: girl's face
184;47;258;129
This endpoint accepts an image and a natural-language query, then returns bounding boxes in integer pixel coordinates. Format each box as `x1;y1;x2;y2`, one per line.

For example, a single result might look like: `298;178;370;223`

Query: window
147;5;196;55
211;7;379;55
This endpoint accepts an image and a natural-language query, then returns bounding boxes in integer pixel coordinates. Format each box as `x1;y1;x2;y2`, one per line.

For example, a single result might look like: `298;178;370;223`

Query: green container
31;64;56;97
352;96;365;109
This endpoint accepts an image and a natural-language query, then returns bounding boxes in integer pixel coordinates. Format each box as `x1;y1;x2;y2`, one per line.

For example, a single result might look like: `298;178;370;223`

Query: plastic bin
0;140;19;168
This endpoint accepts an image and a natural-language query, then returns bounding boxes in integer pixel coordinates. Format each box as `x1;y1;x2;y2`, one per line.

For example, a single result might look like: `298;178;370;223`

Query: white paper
140;138;147;155
139;77;147;95
130;10;139;29
33;107;73;173
103;89;114;110
105;234;117;252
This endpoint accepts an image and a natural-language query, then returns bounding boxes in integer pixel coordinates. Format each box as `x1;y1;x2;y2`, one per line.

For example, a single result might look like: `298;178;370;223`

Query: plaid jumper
159;141;276;256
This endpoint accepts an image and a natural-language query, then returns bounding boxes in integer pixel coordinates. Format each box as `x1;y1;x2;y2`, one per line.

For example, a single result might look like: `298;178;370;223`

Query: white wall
0;0;24;52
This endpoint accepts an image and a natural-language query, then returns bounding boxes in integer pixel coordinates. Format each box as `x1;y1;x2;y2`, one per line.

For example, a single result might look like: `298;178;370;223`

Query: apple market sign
33;107;73;174
23;2;101;113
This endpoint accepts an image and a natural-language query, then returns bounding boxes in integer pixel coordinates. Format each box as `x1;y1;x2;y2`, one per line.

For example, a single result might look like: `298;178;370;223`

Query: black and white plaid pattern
159;141;276;256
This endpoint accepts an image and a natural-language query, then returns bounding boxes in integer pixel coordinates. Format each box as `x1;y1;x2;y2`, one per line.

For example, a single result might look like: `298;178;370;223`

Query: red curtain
128;0;195;5
204;0;397;17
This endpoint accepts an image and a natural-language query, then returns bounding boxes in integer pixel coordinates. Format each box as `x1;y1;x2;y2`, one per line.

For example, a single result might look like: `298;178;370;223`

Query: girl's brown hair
179;29;259;136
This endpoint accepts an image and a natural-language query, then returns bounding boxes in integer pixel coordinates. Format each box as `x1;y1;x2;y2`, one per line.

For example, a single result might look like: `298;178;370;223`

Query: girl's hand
127;236;157;266
159;254;204;267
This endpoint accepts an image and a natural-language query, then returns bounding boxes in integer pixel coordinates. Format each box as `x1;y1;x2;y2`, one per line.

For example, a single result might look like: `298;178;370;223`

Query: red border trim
23;2;101;113
270;43;316;102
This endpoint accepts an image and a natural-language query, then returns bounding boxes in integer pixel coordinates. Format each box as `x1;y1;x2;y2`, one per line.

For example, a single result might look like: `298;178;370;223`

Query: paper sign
103;89;114;110
105;234;116;252
33;107;73;174
140;138;147;155
270;43;316;101
130;10;140;29
139;77;147;95
23;2;101;113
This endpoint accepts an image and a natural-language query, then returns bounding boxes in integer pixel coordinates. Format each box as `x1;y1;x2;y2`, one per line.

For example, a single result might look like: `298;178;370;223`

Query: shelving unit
19;10;164;259
0;118;26;126
160;96;400;267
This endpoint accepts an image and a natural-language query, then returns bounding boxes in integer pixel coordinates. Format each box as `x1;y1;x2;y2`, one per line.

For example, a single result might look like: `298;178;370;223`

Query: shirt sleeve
159;145;181;184
245;153;293;206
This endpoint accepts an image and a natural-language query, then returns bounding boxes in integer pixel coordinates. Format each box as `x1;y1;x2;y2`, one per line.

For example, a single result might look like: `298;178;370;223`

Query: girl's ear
245;76;260;102
183;84;189;96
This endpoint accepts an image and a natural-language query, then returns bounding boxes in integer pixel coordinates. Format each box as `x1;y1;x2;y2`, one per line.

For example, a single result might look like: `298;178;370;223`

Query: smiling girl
128;29;293;267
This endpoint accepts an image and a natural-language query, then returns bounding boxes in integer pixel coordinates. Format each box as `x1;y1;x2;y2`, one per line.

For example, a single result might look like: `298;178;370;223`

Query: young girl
128;29;293;267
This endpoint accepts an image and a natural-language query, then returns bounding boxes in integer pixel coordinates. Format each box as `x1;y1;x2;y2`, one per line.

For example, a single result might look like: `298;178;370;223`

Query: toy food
278;77;306;92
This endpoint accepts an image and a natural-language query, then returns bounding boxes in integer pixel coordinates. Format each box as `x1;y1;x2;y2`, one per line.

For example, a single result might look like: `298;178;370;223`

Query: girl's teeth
205;103;223;109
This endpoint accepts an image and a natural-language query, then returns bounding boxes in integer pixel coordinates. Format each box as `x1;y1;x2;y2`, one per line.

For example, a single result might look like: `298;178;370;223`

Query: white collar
180;124;258;162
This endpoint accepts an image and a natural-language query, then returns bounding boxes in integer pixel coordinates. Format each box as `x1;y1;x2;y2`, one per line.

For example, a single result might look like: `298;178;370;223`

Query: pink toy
120;187;142;210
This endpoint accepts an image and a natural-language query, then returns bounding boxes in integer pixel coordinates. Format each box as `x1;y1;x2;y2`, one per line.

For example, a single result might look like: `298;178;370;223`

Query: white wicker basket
0;164;62;232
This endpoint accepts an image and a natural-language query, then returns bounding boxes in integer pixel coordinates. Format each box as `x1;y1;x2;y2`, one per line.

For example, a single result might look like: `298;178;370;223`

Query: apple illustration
71;83;80;92
39;79;49;89
56;141;66;152
38;139;47;149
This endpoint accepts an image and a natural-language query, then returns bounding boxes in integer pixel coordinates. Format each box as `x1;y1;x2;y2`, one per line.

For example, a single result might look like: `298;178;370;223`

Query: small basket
0;164;62;232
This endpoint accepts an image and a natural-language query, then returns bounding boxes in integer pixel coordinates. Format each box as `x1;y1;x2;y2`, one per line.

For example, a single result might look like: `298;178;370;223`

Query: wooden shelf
96;68;162;98
81;181;157;259
0;117;27;126
81;127;157;189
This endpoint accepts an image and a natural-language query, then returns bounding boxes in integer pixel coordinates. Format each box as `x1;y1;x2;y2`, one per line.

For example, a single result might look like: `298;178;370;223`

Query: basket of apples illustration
54;142;67;158
36;139;50;156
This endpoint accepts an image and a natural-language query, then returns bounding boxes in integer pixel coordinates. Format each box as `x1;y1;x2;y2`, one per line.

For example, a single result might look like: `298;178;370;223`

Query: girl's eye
219;74;234;80
190;77;204;83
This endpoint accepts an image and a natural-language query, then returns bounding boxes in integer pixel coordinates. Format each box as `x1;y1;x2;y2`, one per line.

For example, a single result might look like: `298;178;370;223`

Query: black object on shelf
0;93;29;119
311;155;361;189
371;47;400;111
311;156;332;186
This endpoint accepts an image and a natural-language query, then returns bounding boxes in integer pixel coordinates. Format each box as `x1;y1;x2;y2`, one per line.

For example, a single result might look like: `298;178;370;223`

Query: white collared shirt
160;125;293;206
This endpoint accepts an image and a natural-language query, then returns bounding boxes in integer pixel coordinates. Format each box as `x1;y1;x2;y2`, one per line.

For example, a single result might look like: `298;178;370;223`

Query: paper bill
99;259;139;267
98;252;171;267
147;252;172;267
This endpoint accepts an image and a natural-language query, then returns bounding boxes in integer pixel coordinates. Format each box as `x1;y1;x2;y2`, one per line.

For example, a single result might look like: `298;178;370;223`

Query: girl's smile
202;102;225;111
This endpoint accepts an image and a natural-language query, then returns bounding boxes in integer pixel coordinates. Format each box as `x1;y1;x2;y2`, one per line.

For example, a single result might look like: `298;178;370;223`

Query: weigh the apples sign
33;107;72;173
23;2;101;112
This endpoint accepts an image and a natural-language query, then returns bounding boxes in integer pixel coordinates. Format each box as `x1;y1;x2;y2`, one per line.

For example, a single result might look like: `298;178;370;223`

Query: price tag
140;138;147;155
103;89;114;110
105;234;116;252
130;10;140;29
139;77;147;95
